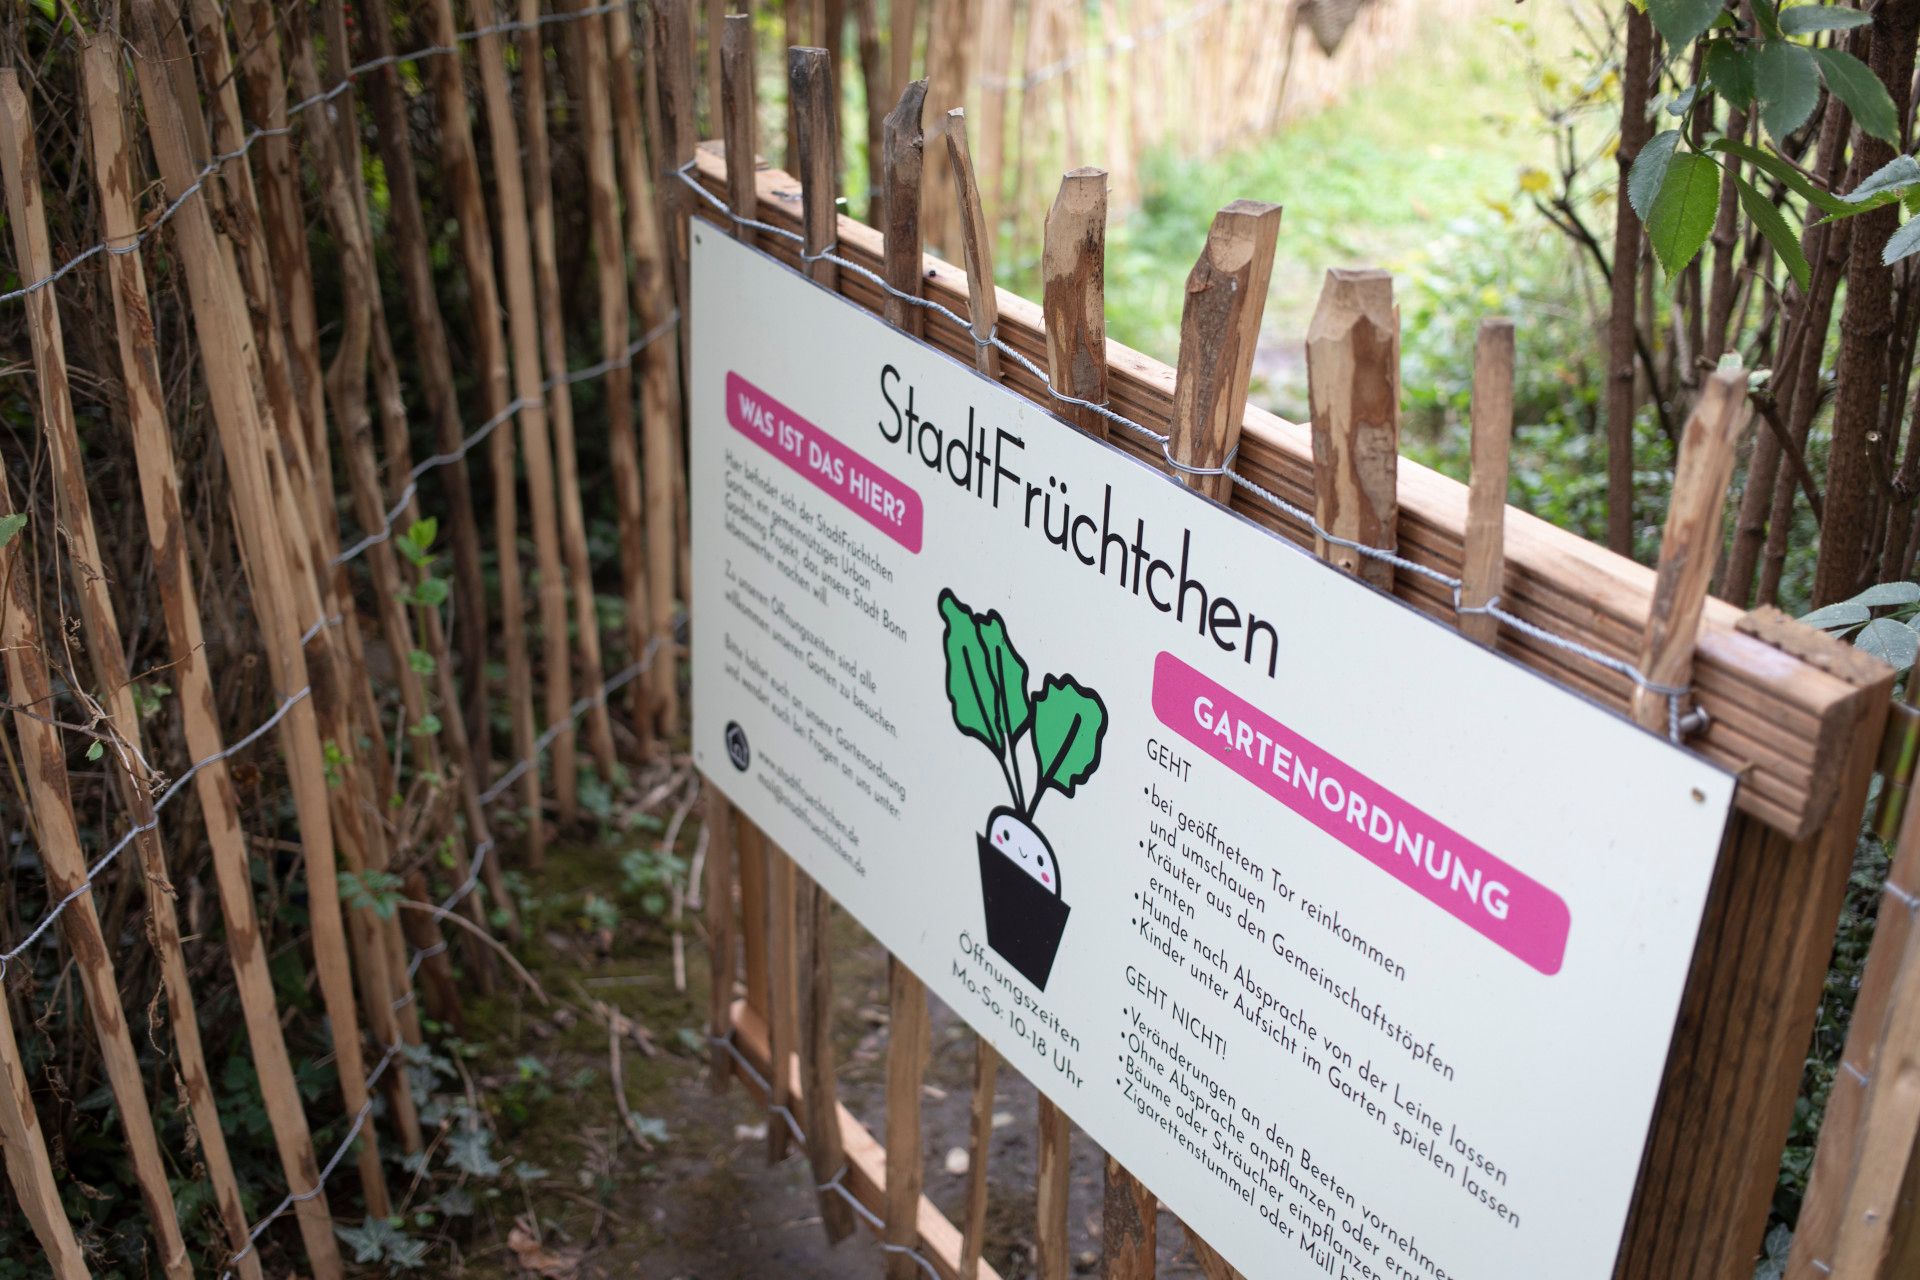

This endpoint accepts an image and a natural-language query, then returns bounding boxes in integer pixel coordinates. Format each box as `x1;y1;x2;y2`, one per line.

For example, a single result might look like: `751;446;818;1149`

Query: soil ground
441;825;1222;1279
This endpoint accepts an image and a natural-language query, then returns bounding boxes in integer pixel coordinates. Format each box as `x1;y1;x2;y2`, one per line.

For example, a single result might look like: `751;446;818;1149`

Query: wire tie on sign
1162;438;1239;478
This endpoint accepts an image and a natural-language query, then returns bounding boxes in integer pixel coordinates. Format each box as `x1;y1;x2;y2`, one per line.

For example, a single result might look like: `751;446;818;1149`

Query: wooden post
0;975;86;1279
420;0;536;939
400;872;465;1031
1159;200;1285;1280
958;1038;1001;1279
855;0;888;224
575;0;663;742
1036;1097;1071;1279
1102;1153;1157;1280
704;789;739;1090
884;955;932;1280
654;0;698;325
724;15;759;240
1790;790;1920;1278
944;109;1001;378
1631;366;1752;733
128;0;394;1214
0;456;193;1280
1042;168;1109;435
1460;318;1514;647
523;0;621;787
787;47;859;1241
1;68;261;1275
767;839;800;1163
355;0;494;760
1306;268;1399;589
792;45;841;288
608;0;690;732
882;79;931;337
473;0;572;868
1169;200;1283;504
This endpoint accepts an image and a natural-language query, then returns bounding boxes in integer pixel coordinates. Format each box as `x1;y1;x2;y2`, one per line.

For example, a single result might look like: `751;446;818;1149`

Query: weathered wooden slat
79;40;344;1273
1460;319;1513;647
2;67;261;1275
1306;268;1397;590
1035;1097;1071;1279
1042;168;1108;435
945;109;1001;378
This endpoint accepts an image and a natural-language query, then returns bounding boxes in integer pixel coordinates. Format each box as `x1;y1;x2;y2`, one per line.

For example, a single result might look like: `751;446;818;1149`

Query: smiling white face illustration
988;812;1059;894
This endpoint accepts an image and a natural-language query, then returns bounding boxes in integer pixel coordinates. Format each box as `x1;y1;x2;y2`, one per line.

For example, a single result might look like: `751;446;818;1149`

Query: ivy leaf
1854;580;1920;607
1647;152;1723;273
1884;215;1920;265
1755;40;1820;141
1029;675;1107;805
1735;174;1812;291
1813;48;1901;145
1705;39;1756;108
1629;130;1684;220
1648;0;1727;49
1844;155;1920;206
1777;4;1874;35
1856;617;1920;671
0;513;24;551
445;1126;502;1178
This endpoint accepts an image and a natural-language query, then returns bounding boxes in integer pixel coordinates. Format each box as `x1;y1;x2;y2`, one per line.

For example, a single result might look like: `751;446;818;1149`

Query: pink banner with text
726;371;924;553
1151;652;1570;974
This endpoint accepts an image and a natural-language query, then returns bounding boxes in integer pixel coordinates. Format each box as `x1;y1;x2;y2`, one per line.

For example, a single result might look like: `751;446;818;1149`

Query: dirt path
440;830;1221;1279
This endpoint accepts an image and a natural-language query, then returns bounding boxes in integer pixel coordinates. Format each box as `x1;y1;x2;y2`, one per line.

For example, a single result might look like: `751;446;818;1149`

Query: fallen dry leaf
507;1217;583;1279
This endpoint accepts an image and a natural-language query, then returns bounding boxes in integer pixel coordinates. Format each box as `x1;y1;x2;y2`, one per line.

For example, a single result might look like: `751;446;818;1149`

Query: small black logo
724;721;751;772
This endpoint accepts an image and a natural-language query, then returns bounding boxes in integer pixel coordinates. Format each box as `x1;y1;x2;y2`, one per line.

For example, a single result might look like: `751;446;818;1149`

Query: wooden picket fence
1;2;1919;1279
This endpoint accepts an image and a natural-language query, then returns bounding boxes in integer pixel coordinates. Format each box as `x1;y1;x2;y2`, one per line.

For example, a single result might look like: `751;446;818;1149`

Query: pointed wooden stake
722;15;758;241
1306;268;1400;590
945;109;1000;377
1632;364;1751;733
959;1038;1001;1277
882;79;931;336
1043;168;1109;436
1168;200;1283;504
1461;318;1514;647
793;46;842;289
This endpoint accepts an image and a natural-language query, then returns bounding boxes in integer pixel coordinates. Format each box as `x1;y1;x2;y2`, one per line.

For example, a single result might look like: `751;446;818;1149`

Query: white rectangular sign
689;226;1734;1280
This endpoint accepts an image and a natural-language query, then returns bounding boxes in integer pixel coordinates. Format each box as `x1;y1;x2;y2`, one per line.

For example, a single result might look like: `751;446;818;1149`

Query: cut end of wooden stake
885;77;930;145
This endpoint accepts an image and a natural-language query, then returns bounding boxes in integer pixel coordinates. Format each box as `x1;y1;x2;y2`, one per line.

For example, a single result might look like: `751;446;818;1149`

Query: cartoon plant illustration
938;588;1106;989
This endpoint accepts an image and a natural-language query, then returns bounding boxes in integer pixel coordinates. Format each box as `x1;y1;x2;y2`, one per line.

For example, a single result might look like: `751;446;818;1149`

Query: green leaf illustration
1029;675;1107;814
938;590;1030;755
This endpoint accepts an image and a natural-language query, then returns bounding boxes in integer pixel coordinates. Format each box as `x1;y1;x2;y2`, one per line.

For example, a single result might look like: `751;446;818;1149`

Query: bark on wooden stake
128;5;394;1212
1;69;261;1276
705;789;739;1089
1042;169;1109;434
576;0;663;740
655;0;698;324
723;14;759;240
1102;1154;1157;1280
796;871;858;1239
1167;200;1282;505
357;0;493;755
793;46;842;289
608;0;690;727
0;963;85;1280
959;1039;1001;1279
1631;366;1751;733
0;461;193;1280
882;79;931;337
524;0;621;790
1036;1097;1072;1279
400;871;464;1030
472;0;570;869
945;109;1001;378
1306;268;1399;589
787;49;859;1241
884;956;932;1280
766;837;800;1163
1460;318;1514;648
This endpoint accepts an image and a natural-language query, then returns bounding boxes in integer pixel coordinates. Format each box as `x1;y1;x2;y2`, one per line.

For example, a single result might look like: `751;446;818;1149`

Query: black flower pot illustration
938;589;1107;996
977;805;1072;989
